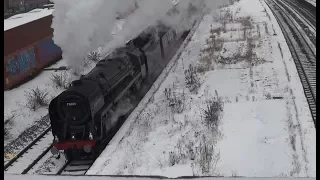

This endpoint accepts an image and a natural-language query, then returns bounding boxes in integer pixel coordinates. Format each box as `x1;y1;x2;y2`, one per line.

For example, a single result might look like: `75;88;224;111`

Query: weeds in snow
164;87;185;114
198;135;221;175
87;51;101;62
25;87;49;111
202;98;224;129
264;92;272;99
51;72;70;89
169;151;180;166
185;64;201;94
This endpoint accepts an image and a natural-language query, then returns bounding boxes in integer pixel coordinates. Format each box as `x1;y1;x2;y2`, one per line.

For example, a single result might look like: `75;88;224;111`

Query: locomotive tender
49;24;186;159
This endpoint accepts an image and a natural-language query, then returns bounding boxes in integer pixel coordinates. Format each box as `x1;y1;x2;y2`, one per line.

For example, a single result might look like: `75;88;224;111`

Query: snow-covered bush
185;64;201;94
202;98;223;128
51;72;69;89
25;87;49;111
169;151;180;166
87;51;101;62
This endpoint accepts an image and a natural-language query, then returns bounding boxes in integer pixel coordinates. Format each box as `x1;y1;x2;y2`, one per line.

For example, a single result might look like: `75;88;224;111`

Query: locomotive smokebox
83;144;92;153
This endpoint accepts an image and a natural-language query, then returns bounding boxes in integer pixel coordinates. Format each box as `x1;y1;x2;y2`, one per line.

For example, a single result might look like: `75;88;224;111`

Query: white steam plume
51;0;226;71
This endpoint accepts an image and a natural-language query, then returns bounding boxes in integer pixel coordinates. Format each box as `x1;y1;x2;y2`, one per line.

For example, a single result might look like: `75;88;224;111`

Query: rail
265;0;316;127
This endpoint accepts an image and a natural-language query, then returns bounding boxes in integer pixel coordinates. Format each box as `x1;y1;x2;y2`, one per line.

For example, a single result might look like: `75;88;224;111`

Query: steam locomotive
49;23;188;160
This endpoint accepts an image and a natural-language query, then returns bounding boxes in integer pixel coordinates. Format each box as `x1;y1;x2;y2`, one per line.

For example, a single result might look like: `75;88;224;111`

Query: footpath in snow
87;0;316;178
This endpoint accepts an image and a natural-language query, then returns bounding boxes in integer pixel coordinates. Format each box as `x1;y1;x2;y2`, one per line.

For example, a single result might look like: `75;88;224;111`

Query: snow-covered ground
4;8;54;31
87;0;316;178
4;174;316;180
304;0;316;7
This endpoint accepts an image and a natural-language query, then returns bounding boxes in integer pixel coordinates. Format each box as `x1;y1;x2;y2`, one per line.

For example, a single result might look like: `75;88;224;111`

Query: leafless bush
264;92;272;99
87;51;101;62
185;64;201;94
202;98;224;128
164;88;185;114
51;72;69;89
25;87;49;111
169;151;180;166
198;135;221;174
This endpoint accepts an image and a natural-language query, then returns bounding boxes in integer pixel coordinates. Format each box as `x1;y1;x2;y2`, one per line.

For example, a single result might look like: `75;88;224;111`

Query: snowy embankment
4;20;124;146
4;174;316;180
87;0;316;178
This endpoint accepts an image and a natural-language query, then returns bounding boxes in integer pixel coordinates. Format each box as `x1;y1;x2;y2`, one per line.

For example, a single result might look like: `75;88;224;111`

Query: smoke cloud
51;0;226;71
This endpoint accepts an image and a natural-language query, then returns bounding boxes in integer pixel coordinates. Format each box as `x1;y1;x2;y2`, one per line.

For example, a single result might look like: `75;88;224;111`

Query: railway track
282;0;316;30
57;159;95;175
265;0;316;127
4;127;53;174
275;0;316;48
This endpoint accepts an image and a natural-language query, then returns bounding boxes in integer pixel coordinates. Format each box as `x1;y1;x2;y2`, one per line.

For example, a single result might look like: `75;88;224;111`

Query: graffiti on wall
37;38;62;62
6;47;36;76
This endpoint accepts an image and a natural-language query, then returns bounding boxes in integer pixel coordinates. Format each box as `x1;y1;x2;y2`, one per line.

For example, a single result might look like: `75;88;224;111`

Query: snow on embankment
4;174;316;180
87;0;316;177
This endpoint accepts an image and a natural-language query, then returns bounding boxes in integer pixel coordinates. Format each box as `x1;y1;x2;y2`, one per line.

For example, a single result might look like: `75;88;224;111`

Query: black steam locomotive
49;23;187;160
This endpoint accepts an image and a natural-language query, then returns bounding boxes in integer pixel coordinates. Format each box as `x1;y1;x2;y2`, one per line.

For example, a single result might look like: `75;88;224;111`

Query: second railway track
4;127;53;174
265;0;316;127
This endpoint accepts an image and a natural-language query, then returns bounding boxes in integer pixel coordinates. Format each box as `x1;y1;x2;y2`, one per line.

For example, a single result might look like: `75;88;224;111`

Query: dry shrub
164;88;185;114
185;64;201;94
51;72;69;89
202;98;224;128
25;87;49;111
87;51;101;62
198;135;221;175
